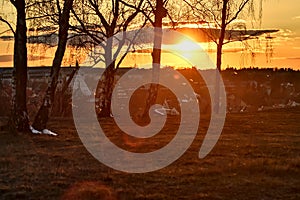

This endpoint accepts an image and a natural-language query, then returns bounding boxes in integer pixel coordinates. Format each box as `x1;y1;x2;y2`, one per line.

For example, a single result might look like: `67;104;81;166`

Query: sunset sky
0;0;299;70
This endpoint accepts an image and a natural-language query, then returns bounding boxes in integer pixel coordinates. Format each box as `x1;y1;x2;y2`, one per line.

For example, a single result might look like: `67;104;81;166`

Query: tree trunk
142;0;167;119
97;64;116;117
8;0;30;133
214;0;228;114
32;0;73;130
61;61;80;95
51;62;79;116
96;33;117;118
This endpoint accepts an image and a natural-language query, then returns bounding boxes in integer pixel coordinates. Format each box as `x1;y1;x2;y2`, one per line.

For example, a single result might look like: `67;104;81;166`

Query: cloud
0;55;12;62
1;27;280;47
206;48;245;53
269;29;296;45
287;57;300;60
275;29;295;38
272;56;300;60
271;57;286;60
292;16;300;20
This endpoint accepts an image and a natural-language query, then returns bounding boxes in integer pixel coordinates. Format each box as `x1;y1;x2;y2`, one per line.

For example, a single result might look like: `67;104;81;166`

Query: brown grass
0;108;300;199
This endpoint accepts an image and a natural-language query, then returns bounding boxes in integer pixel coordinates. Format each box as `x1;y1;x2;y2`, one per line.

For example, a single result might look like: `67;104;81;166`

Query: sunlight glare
164;38;203;61
172;39;202;53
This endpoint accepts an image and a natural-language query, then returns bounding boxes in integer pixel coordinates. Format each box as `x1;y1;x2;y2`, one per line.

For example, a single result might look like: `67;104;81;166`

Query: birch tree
71;0;147;117
0;0;30;133
184;0;264;112
32;0;74;131
120;0;170;119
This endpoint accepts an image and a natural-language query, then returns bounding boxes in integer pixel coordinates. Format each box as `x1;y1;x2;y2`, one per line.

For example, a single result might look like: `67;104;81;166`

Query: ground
0;108;300;199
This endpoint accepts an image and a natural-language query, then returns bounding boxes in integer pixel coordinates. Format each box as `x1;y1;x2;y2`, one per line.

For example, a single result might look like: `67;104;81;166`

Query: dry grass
0;108;300;199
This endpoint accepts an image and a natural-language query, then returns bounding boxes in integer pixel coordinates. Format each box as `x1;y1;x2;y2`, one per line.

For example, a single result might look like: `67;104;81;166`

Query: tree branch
26;13;58;20
88;0;110;31
9;0;16;7
111;0;120;32
0;16;15;36
226;0;250;25
56;0;62;19
115;19;148;69
25;0;53;9
119;0;154;26
71;8;104;44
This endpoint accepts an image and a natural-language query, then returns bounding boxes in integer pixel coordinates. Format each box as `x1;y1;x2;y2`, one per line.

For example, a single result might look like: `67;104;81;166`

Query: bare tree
184;0;264;112
121;0;169;119
32;0;74;131
1;0;76;132
0;0;30;133
142;0;167;119
71;0;147;117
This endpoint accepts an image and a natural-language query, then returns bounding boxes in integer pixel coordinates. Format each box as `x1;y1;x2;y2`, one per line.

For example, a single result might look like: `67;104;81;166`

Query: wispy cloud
271;57;286;60
272;56;300;60
269;29;296;46
276;29;295;38
292;16;300;20
287;57;300;60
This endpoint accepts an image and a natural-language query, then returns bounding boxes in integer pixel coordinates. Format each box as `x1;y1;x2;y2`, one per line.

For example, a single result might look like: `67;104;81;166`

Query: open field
0;108;300;199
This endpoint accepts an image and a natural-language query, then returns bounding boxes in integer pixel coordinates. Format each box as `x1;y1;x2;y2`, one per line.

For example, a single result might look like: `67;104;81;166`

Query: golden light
163;38;203;62
172;39;202;52
120;37;209;69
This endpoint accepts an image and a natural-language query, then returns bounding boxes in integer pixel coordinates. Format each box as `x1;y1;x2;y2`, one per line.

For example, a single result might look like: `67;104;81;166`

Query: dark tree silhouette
142;0;167;119
184;0;261;113
214;0;251;113
32;0;74;131
71;0;146;117
2;0;30;133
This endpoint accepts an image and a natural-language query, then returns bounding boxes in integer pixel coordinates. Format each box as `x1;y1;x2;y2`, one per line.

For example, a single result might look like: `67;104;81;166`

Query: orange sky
0;0;299;70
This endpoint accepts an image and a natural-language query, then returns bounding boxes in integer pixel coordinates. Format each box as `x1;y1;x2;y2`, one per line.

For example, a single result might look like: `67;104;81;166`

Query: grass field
0;108;300;199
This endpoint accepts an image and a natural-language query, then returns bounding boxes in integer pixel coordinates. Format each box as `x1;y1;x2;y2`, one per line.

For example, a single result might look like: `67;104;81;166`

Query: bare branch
119;0;154;26
115;19;148;69
9;0;16;7
0;16;15;35
123;0;144;30
26;13;58;20
25;0;53;9
226;0;250;25
71;8;104;44
111;0;120;31
88;0;110;30
56;0;62;18
146;0;155;12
